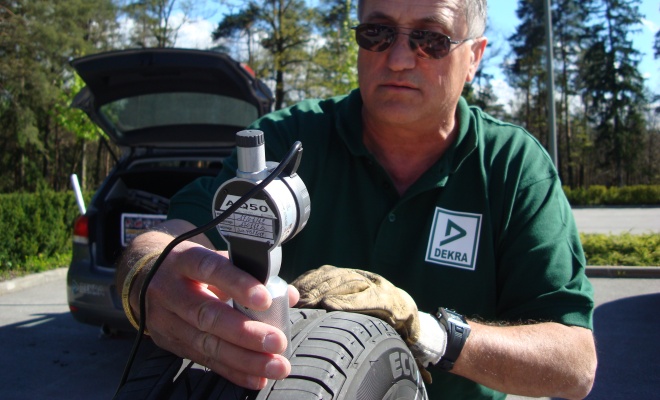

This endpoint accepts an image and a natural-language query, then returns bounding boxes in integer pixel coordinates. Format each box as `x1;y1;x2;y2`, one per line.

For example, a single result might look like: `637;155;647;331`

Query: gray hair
465;0;488;38
357;0;488;38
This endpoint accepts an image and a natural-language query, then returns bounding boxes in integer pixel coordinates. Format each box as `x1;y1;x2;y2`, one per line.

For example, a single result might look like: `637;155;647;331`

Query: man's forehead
360;0;461;26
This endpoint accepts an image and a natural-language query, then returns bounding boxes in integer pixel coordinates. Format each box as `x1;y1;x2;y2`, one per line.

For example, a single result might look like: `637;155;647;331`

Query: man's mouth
381;82;418;91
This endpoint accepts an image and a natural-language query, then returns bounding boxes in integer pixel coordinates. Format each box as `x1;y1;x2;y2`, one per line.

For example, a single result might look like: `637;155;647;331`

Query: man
118;0;597;398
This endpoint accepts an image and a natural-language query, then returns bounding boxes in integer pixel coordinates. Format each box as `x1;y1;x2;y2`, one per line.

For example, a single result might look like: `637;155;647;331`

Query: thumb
288;285;300;307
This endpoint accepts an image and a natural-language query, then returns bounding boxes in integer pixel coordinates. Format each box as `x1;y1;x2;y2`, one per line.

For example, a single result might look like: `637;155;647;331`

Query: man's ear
466;37;488;82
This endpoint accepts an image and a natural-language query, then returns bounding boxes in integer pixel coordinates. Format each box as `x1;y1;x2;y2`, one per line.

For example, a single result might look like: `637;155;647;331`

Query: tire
115;309;428;400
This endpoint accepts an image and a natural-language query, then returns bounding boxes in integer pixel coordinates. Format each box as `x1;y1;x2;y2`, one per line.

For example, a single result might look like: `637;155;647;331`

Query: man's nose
386;33;417;71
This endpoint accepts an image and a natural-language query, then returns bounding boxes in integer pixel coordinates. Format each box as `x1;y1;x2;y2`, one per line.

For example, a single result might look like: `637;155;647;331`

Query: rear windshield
100;92;259;131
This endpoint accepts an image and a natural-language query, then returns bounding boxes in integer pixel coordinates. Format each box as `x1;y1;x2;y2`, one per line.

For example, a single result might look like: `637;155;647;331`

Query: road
0;274;137;399
571;207;660;235
0;273;658;399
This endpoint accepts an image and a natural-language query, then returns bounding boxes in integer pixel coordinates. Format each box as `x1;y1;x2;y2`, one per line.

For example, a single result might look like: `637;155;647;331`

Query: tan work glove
292;265;445;384
292;265;420;344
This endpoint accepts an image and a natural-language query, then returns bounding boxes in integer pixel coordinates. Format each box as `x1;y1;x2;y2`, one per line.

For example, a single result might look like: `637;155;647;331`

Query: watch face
447;313;460;322
445;310;462;322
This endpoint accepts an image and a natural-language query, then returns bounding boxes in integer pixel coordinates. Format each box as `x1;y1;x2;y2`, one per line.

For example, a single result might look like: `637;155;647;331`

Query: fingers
148;305;291;390
139;240;293;389
171;243;272;311
149;261;288;354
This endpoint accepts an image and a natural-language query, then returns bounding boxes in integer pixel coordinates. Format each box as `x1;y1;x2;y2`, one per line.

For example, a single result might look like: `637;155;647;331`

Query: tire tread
115;309;426;400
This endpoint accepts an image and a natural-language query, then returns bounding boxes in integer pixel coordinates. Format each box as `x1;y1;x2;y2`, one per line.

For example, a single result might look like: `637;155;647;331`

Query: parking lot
0;270;657;399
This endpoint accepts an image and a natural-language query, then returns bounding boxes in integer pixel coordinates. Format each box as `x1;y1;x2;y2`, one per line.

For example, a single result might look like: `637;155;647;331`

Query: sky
173;0;660;101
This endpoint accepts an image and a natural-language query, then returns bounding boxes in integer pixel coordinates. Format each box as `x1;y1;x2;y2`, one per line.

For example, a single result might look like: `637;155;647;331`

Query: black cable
113;141;302;398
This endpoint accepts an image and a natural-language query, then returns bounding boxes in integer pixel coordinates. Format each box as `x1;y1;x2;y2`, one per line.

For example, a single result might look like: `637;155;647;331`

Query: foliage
505;0;549;147
212;0;316;109
563;185;660;205
0;253;71;281
553;0;593;187
0;0;118;193
506;0;655;188
581;233;660;266
51;75;103;142
212;0;360;108
0;191;82;274
120;0;195;48
580;0;647;187
305;0;359;99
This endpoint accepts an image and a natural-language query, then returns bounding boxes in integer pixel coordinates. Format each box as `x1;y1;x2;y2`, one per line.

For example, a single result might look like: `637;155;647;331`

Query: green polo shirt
169;89;594;399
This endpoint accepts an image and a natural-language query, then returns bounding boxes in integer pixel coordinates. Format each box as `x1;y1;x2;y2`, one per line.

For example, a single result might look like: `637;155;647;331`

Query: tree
505;0;549;146
120;0;194;48
578;0;647;186
305;0;359;98
463;73;508;121
505;0;653;186
552;0;594;187
50;74;106;191
0;0;118;192
212;0;315;109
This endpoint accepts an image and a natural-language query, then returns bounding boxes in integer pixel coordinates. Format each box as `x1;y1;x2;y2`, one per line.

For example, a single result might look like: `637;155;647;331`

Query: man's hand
291;265;446;383
292;265;420;344
117;219;299;390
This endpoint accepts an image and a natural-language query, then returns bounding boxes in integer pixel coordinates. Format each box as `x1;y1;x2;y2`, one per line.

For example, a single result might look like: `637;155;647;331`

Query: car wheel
115;309;428;399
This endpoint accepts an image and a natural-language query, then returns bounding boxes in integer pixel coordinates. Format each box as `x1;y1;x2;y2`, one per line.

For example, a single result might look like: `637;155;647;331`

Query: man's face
358;0;484;130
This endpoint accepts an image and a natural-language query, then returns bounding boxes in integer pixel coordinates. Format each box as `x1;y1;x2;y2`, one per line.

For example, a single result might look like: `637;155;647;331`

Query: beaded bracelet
121;251;161;334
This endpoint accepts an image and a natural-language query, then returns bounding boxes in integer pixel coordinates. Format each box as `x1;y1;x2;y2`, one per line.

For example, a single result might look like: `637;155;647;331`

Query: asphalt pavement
0;270;131;399
0;269;657;399
571;206;659;235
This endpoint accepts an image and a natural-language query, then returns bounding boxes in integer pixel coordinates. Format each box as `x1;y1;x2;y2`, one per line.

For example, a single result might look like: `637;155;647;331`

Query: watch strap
434;307;470;371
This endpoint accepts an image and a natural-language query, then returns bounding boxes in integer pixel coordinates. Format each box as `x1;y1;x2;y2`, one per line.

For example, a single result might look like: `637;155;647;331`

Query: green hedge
581;233;660;266
563;185;660;206
0;191;81;272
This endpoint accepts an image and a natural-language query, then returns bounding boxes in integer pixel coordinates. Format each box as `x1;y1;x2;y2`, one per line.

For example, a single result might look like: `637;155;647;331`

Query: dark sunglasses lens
410;30;450;59
355;24;395;52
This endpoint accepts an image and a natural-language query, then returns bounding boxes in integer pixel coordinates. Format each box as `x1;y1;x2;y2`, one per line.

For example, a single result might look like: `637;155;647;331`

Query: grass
0;253;71;282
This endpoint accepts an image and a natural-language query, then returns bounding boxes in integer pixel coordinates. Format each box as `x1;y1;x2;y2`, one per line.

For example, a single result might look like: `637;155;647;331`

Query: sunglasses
352;23;471;60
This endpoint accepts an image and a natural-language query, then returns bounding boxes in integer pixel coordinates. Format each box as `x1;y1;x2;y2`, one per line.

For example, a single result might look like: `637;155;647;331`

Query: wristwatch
434;307;471;371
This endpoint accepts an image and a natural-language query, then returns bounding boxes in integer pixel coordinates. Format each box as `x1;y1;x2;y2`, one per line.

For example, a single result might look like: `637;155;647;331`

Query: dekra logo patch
426;207;481;270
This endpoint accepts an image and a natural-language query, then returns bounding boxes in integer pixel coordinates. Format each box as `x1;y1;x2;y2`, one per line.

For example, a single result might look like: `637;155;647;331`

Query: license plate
121;213;167;246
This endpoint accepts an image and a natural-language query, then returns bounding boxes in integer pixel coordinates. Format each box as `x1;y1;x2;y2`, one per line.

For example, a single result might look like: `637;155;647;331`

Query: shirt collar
336;89;370;156
411;97;478;193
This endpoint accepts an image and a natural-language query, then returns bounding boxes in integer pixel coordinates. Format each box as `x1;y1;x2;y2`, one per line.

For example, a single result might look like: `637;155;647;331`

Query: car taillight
241;63;256;77
73;215;89;244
